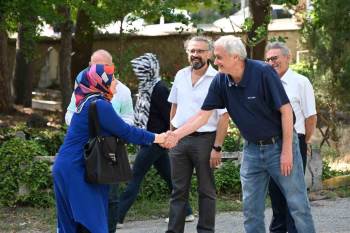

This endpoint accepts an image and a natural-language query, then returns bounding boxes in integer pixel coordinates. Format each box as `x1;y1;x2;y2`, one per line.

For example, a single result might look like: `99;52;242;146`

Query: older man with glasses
265;41;317;233
164;35;316;233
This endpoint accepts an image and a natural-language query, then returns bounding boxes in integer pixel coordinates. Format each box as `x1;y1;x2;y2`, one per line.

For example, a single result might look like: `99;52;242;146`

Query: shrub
138;168;170;201
30;129;65;156
136;161;242;201
0;137;54;207
290;62;313;81
214;161;241;194
223;121;243;152
322;160;350;180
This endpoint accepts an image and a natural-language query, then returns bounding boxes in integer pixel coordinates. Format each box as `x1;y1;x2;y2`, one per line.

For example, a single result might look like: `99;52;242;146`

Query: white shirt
65;80;134;125
168;64;226;132
281;68;316;134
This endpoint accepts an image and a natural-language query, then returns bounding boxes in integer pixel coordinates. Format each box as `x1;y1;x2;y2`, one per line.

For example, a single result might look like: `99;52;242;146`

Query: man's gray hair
214;35;247;59
265;41;290;56
184;36;214;51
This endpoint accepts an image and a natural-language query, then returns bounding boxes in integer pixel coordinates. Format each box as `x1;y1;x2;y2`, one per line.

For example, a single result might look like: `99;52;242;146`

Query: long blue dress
53;97;154;233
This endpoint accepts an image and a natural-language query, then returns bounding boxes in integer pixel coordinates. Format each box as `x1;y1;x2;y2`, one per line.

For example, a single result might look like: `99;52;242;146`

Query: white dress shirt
281;68;316;134
168;64;226;132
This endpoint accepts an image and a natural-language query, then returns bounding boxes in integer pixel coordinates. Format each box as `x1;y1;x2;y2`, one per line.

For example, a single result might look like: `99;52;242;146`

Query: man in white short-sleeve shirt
265;41;317;233
166;36;229;233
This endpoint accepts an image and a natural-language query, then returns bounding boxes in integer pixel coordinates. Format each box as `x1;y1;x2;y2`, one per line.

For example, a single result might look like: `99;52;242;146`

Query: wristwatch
212;145;222;152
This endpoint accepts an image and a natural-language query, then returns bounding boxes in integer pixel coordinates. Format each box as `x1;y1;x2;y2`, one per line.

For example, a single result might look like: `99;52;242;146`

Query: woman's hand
154;133;166;144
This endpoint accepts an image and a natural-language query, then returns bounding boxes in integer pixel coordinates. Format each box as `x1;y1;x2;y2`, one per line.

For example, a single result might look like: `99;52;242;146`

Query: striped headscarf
132;53;161;129
74;64;115;111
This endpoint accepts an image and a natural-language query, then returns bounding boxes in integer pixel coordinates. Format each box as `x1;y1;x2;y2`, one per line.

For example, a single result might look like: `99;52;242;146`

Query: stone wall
7;29;302;93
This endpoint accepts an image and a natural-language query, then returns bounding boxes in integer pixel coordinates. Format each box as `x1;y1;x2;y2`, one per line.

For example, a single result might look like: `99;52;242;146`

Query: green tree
71;0;97;84
57;2;74;122
303;0;350;149
0;1;13;113
12;0;45;107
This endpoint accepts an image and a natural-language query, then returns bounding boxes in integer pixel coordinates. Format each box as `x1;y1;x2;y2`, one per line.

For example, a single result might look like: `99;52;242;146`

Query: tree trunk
0;20;13;113
71;0;96;84
13;22;35;107
58;5;73;122
247;0;271;60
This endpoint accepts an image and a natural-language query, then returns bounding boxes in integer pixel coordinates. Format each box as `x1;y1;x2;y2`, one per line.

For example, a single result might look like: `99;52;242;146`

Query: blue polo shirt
202;59;290;142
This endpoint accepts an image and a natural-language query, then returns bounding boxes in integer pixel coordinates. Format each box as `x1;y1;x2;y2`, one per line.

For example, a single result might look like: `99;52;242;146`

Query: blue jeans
117;144;193;224
240;133;315;233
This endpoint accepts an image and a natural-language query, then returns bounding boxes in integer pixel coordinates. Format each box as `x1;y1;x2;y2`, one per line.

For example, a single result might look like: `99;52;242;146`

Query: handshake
155;131;180;148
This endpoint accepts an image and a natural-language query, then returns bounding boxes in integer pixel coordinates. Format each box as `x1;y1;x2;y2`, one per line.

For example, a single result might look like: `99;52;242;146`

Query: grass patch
0;206;56;232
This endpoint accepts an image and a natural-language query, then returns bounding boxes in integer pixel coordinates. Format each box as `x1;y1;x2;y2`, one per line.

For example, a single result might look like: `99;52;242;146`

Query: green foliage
30;129;66;156
272;0;298;5
138;167;170;200
223;121;243;152
0;138;53;207
136;160;242;201
268;36;288;43
321;145;340;161
290;62;313;82
214;161;241;194
0;124;65;156
322;160;349;180
126;144;138;155
302;0;350;111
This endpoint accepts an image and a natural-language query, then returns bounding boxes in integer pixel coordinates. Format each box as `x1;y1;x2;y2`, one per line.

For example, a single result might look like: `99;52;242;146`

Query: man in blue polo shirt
164;35;316;233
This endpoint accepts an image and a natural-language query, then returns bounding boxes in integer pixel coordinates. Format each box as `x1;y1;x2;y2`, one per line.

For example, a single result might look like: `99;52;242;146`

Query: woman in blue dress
52;64;166;233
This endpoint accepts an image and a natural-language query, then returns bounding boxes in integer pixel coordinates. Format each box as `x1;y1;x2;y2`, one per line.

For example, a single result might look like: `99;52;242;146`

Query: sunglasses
265;56;279;63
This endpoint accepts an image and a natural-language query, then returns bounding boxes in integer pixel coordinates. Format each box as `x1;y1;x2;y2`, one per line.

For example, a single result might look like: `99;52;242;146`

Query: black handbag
84;101;132;184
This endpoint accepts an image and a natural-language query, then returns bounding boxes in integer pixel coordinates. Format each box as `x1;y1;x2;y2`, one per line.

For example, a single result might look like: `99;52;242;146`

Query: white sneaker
185;214;195;222
164;214;195;223
116;223;124;229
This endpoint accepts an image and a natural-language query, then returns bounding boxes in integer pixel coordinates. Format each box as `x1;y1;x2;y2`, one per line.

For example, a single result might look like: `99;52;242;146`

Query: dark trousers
77;224;90;233
108;183;119;233
117;144;193;224
167;133;216;233
107;142;129;233
268;134;307;233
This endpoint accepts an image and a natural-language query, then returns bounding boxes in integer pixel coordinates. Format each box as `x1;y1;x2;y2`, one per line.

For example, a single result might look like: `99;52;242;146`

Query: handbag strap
88;100;101;138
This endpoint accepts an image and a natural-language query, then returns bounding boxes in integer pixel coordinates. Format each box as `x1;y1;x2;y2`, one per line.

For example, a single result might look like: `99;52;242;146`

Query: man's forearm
305;114;317;143
174;110;213;139
280;104;294;152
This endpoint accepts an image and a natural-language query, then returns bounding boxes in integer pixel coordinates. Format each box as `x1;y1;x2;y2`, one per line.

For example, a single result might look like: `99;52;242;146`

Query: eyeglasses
265;56;279;63
187;49;208;55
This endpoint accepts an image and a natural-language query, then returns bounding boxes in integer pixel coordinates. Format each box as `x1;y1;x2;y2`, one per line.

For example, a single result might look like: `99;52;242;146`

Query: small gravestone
15;131;26;139
305;148;323;191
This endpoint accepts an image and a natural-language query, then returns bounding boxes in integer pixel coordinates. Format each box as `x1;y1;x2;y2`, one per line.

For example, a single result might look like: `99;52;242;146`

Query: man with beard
166;36;229;233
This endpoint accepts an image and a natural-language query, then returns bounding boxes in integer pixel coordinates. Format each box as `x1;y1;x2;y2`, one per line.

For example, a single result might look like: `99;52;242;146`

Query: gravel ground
117;197;350;233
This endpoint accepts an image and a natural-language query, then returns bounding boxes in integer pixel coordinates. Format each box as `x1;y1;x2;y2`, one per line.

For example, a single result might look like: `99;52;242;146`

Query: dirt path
117;197;350;233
